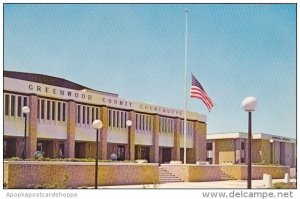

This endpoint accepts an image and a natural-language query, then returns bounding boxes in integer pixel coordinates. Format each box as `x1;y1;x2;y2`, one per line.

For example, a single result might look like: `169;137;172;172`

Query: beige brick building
206;132;296;167
4;71;207;163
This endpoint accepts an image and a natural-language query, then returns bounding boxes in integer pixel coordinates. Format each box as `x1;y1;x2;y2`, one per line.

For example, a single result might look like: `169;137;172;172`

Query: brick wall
5;161;159;188
161;164;290;182
221;165;289;180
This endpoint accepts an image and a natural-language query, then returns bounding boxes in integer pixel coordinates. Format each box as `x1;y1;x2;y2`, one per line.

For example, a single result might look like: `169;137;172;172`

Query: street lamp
22;106;30;160
270;139;274;164
242;97;257;189
126;120;133;161
92;119;103;189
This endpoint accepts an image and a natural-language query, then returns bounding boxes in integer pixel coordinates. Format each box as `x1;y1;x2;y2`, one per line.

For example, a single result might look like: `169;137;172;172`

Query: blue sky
4;4;296;138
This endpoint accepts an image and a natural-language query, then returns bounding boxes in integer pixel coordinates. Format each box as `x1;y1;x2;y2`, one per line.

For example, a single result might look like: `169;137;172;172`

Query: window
116;111;119;128
5;94;9;115
135;114;138;129
82;106;85;124
95;108;99;120
41;99;45;119
92;107;94;123
57;102;61;121
62;103;66;121
112;110;115;127
241;158;245;163
77;105;81;123
11;95;15;116
52;101;56;120
120;112;124;128
149;116;152;131
108;109;111;127
87;107;90;124
206;142;213;150
47;100;50;120
37;99;40;119
241;142;245;150
23;97;27;106
139;115;142;130
17;96;22;117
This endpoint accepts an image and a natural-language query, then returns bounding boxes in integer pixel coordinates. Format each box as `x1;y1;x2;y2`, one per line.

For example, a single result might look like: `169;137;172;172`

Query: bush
273;182;296;189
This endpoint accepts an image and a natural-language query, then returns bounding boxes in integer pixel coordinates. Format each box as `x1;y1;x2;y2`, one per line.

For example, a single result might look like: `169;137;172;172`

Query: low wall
4;161;159;188
161;164;289;182
221;165;290;180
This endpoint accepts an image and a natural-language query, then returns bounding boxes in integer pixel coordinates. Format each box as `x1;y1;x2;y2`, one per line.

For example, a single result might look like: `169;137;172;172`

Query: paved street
98;179;296;189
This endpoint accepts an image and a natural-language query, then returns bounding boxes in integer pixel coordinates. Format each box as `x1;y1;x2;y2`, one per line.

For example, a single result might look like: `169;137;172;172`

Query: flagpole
183;8;188;165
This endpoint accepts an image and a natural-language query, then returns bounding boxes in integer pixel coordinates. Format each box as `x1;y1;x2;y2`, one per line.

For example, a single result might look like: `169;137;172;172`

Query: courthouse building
206;132;296;167
3;71;207;163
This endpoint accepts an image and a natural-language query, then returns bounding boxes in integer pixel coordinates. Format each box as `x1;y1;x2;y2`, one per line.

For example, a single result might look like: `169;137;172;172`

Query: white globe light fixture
92;120;103;129
242;96;257;189
92;119;103;189
22;106;30;114
126;120;132;127
242;97;257;112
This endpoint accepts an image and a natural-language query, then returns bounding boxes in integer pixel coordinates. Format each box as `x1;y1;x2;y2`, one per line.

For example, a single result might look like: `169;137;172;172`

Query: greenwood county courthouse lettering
4;71;207;163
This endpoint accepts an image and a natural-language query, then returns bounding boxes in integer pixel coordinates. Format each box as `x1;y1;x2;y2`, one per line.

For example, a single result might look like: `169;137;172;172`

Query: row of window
4;94;28;117
108;109;129;129
136;113;152;131
179;120;194;136
160;117;174;133
206;141;245;150
4;94;196;134
37;98;67;122
77;105;100;125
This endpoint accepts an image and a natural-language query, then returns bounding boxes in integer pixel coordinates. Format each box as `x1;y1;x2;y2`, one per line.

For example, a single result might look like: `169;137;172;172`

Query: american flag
190;73;214;111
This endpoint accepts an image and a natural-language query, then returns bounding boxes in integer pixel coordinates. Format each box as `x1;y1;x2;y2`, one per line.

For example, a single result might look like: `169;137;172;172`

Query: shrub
273;182;296;189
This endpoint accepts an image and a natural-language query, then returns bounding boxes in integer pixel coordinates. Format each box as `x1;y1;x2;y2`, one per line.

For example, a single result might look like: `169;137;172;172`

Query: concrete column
196;122;206;162
212;140;217;164
172;118;181;161
65;100;76;158
100;106;108;160
235;139;242;164
28;95;38;158
150;114;159;163
128;110;136;161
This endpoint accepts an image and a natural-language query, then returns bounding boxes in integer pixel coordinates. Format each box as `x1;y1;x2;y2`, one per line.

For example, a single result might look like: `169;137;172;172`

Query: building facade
207;132;296;167
4;71;207;163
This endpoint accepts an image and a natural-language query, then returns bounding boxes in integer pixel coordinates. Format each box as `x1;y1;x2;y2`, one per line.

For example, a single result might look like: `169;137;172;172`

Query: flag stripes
190;74;214;111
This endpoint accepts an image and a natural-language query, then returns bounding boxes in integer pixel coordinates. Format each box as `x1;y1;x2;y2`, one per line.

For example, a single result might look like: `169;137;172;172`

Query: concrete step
159;167;183;183
219;171;237;180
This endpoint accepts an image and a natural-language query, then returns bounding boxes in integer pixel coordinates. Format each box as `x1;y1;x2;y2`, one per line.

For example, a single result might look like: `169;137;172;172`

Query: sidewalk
98;179;296;189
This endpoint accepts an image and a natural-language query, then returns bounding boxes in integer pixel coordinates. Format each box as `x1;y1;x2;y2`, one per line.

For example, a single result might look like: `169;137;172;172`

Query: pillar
65;100;76;158
100;106;108;160
150;114;159;163
194;121;206;162
28;95;38;158
171;118;181;161
128;110;136;161
235;139;242;164
212;140;217;164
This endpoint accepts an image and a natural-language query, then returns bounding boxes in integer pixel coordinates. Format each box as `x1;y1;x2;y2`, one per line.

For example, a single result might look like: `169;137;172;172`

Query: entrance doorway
117;145;125;161
162;148;172;163
135;146;150;162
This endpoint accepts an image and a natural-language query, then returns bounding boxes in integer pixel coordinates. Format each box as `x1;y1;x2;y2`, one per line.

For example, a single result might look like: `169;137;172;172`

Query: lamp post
270;139;274;164
126;120;133;161
22;106;30;160
92;119;103;189
242;97;257;189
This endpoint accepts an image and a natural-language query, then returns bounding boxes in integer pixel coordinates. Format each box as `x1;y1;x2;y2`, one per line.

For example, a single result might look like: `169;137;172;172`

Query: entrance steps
219;171;236;180
159;167;184;183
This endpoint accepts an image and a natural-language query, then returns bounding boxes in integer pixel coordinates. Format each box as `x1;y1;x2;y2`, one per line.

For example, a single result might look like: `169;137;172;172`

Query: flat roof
207;132;295;143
